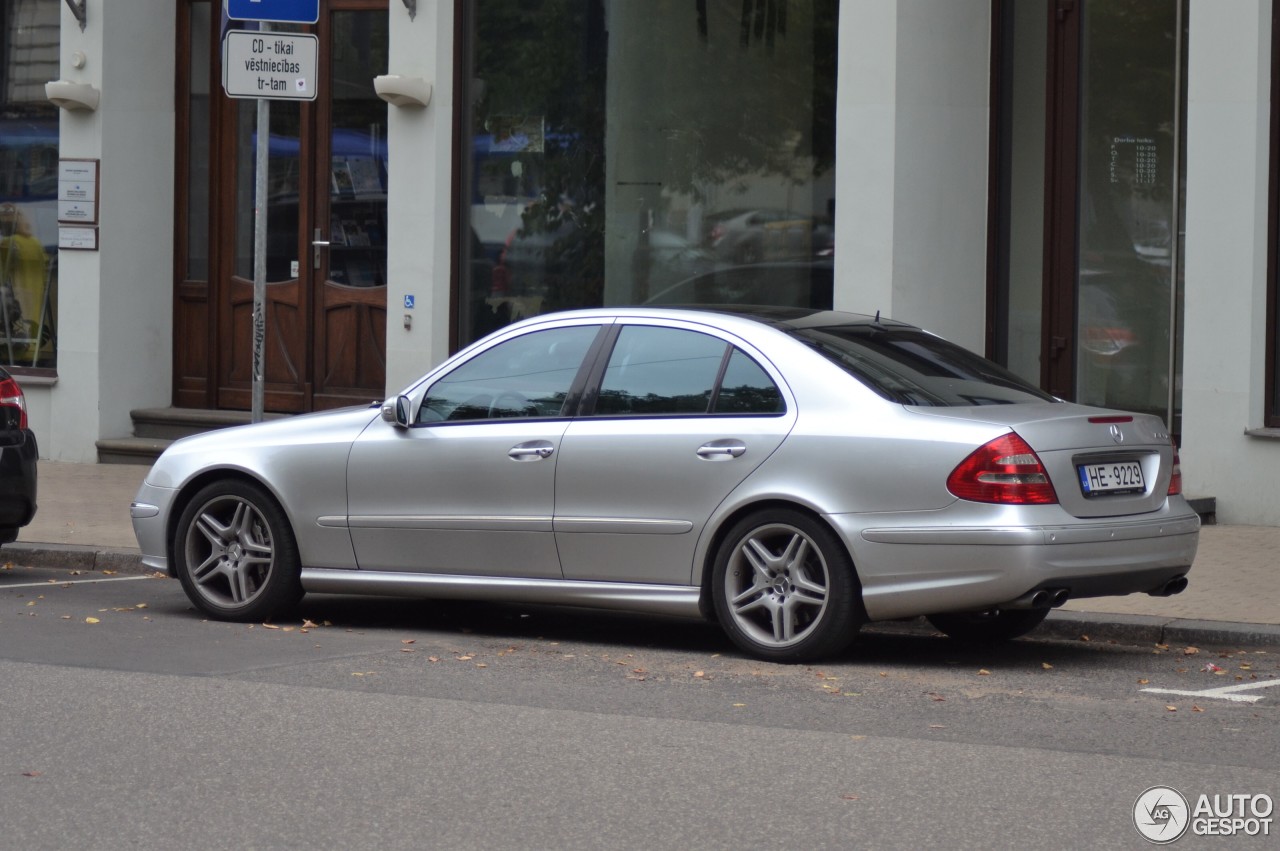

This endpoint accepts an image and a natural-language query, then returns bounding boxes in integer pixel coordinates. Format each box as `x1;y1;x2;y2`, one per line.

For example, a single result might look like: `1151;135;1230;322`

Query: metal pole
251;22;271;424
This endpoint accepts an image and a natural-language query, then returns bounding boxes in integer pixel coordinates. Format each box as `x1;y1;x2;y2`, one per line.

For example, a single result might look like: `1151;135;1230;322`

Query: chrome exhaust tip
1148;576;1189;597
1002;588;1069;610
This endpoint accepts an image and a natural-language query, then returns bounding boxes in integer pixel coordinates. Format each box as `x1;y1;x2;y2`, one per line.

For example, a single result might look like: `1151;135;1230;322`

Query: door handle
509;441;555;461
312;227;330;269
697;440;747;459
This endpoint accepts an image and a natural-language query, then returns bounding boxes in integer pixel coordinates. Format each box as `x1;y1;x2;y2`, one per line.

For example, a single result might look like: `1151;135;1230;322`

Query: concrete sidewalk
8;460;1279;647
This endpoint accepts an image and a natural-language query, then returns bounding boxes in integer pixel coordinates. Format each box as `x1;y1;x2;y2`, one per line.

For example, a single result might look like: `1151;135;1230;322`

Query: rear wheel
925;608;1049;644
711;508;862;663
173;479;303;622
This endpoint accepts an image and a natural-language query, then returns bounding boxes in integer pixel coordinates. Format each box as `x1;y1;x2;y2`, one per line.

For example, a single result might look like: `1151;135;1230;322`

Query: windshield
792;325;1058;407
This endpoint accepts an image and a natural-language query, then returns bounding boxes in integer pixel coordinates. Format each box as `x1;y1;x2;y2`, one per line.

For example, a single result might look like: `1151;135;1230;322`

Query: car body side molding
299;568;704;618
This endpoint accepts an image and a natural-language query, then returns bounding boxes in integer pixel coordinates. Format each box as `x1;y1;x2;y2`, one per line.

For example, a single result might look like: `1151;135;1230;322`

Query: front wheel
925;608;1049;644
711;509;862;663
173;479;303;622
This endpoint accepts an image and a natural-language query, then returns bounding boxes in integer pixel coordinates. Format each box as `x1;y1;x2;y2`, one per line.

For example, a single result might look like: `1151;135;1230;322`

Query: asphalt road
2;563;1277;850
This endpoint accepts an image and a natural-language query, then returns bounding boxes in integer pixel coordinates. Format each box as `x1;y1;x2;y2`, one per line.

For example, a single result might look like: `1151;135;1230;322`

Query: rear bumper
830;506;1200;621
0;429;38;534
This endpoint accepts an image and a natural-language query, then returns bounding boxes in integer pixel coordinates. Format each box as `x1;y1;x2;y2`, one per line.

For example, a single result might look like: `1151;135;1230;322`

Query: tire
173;479;303;622
925;608;1050;644
711;508;862;663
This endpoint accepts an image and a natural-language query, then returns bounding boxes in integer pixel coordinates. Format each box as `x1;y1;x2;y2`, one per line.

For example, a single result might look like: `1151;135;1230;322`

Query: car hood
144;405;381;489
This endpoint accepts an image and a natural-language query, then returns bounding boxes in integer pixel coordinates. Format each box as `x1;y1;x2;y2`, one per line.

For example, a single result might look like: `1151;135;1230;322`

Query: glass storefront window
459;0;837;347
0;0;59;369
1076;0;1185;427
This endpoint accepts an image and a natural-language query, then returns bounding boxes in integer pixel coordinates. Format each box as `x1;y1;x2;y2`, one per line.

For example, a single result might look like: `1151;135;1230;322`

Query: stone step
130;407;285;441
97;408;290;464
95;437;172;466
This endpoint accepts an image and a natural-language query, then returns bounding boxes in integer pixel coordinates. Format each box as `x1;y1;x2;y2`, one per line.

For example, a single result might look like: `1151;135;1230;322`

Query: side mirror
381;395;411;429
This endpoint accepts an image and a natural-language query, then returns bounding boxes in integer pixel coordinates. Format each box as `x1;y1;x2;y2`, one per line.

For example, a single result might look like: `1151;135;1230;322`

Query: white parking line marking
0;576;157;590
1141;678;1280;704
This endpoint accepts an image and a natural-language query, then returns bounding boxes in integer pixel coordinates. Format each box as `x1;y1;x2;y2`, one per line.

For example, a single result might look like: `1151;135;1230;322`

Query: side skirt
299;568;705;619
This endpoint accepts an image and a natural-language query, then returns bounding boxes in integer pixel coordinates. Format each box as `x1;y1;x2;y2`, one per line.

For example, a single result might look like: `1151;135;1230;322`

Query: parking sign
225;0;319;24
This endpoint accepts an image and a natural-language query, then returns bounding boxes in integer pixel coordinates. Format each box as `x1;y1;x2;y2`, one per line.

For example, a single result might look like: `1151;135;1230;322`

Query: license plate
1078;461;1145;495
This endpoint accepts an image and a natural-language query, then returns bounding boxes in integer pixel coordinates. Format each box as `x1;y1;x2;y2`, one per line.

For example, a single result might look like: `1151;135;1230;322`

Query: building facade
4;0;1280;524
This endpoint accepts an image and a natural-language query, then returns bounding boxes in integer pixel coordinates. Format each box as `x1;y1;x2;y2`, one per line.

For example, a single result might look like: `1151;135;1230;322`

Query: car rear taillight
1167;438;1183;496
947;433;1058;505
0;375;27;430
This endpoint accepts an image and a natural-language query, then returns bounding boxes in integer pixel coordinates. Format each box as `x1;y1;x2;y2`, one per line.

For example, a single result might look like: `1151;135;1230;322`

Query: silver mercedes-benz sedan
131;308;1198;662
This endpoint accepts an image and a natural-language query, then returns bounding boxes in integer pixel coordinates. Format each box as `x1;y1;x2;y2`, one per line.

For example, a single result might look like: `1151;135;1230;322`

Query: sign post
221;0;319;422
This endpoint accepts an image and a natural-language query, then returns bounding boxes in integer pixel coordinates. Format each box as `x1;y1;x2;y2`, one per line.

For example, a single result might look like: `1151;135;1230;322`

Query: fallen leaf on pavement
1192;705;1204;712
84;617;99;624
1166;705;1177;712
1041;663;1053;670
978;669;991;676
1183;646;1200;656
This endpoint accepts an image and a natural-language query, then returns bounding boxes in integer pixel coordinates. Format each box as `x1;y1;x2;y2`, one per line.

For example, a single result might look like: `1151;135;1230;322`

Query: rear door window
590;325;784;416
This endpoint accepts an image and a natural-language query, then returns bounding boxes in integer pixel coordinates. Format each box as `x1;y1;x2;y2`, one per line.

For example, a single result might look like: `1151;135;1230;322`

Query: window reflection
461;0;837;346
234;99;302;282
1075;0;1183;425
419;325;599;423
0;0;60;369
595;326;727;416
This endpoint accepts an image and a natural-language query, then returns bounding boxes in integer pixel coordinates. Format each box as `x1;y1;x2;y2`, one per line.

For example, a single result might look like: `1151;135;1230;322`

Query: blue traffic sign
226;0;319;24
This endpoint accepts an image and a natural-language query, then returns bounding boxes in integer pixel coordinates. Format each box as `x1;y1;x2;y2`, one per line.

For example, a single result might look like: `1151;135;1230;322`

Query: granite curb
869;610;1280;650
6;540;1280;651
3;543;146;575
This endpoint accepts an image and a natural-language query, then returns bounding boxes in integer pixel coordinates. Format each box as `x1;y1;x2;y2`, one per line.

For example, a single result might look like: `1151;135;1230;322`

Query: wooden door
212;1;388;413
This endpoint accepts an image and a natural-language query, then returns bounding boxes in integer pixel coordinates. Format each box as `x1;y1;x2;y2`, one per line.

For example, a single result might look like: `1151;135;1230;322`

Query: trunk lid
909;403;1175;518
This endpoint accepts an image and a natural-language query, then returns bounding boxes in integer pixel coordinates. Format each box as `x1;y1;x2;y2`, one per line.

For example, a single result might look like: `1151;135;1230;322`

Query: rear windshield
791;325;1058;407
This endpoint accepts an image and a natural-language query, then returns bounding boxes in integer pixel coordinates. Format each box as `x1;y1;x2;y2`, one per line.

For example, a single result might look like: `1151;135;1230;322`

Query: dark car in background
0;367;37;544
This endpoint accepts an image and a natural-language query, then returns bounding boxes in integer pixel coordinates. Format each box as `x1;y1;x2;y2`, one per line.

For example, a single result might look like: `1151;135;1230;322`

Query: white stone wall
32;0;175;461
382;0;455;395
1180;0;1280;523
834;0;991;353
